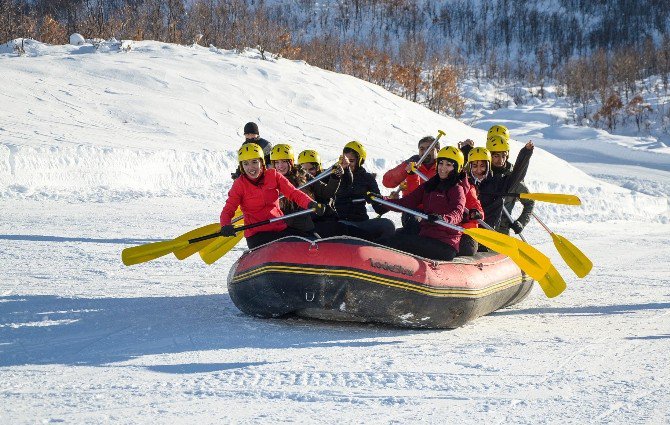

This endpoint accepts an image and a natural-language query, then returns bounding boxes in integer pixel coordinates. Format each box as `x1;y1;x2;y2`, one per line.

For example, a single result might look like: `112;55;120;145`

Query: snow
69;33;85;46
1;39;669;423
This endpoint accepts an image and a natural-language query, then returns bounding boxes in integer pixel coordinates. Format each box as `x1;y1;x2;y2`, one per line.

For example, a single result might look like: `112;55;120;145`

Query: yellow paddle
519;193;581;206
172;208;244;260
198;231;244;265
532;212;593;278
368;195;566;298
121;208;315;266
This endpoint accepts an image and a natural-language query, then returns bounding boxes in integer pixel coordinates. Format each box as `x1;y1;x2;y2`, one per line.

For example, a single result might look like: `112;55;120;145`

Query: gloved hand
510;220;524;234
308;201;326;216
220;224;237;237
468;209;483;220
427;213;442;222
364;192;383;204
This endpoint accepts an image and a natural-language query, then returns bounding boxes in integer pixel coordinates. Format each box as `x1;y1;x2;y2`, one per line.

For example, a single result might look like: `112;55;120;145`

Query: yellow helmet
487;124;510;141
270;143;295;162
297;149;321;167
238;143;265;164
343;141;366;165
467;147;491;163
436;146;464;172
486;134;511;152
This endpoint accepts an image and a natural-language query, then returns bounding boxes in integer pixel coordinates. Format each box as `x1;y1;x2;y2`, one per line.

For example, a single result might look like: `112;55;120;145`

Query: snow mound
0;40;667;222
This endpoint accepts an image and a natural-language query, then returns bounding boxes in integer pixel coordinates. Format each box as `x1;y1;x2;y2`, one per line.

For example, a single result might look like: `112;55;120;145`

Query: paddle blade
122;239;189;266
536;265;568;299
199;216;245;264
173;223;221;260
466;228;566;298
464;228;520;260
514;239;567;298
551;233;593;278
199;232;243;265
520;193;581;206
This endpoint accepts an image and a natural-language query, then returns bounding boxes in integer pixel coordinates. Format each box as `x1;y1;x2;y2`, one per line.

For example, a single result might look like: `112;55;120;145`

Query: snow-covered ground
1;39;669;423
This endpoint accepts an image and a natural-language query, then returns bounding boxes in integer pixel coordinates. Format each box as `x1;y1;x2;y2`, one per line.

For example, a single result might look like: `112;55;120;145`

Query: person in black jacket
473;137;534;233
297;149;351;222
486;134;535;235
334;141;395;240
232;122;273;179
274;144;372;240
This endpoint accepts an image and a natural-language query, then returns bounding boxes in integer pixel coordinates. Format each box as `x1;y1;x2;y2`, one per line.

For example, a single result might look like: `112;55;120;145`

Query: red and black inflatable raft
227;236;534;329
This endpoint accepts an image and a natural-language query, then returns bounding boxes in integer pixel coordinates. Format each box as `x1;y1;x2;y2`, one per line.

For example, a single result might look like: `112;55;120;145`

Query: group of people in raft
220;121;536;261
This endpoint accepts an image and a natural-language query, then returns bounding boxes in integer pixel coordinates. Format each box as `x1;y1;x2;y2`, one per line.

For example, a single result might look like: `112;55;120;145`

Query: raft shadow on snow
625;334;670;340
0;294;418;369
0;234;162;245
494;302;670;317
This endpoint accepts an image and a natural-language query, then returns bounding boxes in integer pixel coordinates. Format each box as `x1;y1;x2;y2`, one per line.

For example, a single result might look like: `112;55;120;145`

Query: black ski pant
458;234;478;256
380;233;457;261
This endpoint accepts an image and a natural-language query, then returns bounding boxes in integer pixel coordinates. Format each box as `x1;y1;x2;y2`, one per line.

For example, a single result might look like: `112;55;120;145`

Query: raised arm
503;142;534;193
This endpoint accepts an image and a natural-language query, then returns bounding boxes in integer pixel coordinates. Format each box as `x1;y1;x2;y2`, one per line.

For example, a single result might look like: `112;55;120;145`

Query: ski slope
1;39;669;423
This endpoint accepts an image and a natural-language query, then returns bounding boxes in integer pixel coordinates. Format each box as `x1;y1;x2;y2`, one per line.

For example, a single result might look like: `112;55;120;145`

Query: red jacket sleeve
276;170;314;209
220;179;243;226
465;186;484;218
382;162;409;189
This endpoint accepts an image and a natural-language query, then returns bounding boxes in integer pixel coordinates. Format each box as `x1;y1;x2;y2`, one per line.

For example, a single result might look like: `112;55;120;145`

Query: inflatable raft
227;236;534;329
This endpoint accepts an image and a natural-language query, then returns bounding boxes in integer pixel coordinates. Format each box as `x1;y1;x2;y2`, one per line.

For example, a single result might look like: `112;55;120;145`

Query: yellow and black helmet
467;147;491;163
238;143;265;164
436;146;465;172
297;149;321;167
343;141;366;166
486;124;510;142
270;143;295;162
486;134;511;153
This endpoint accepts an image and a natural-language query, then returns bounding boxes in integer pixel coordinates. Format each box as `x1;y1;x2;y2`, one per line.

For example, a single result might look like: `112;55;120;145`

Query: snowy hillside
1;39;670;424
1;39;666;223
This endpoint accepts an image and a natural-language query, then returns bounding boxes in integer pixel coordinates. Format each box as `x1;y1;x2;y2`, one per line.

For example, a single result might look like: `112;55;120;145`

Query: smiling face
469;160;488;180
272;159;291;175
437;159;455;179
241;158;263;178
418;141;437;165
491;151;509;168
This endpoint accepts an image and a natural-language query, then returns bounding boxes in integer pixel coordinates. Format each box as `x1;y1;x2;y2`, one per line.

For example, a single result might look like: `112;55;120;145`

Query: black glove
468;209;483;220
308;201;326;216
510;220;524;234
365;192;382;204
427;213;441;222
220;224;237;237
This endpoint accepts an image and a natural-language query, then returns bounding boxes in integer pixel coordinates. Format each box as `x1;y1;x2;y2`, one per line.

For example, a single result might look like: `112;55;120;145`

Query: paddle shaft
191;209;315;244
414;130;446;169
501;206;528;243
230;169;333;224
531;212;552;233
412;166;429;182
370;196;464;232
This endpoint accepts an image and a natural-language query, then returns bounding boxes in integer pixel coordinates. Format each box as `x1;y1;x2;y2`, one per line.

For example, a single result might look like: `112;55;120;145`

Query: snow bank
0;40;666;222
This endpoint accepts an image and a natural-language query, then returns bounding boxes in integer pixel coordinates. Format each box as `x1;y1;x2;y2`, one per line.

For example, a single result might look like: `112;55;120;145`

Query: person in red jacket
382;135;440;234
220;143;324;249
372;146;466;261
